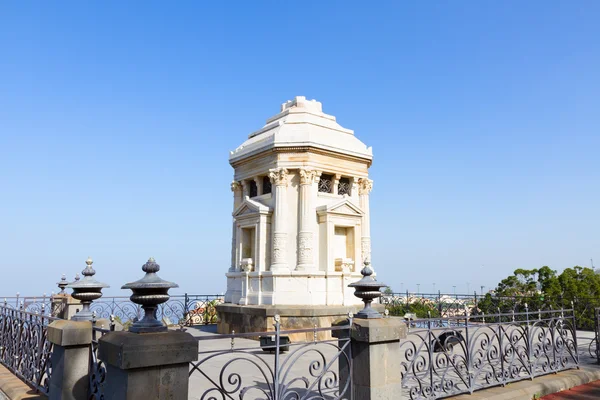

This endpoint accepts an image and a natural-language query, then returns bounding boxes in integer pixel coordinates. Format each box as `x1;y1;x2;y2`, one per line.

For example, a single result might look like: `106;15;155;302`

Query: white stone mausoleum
224;96;374;308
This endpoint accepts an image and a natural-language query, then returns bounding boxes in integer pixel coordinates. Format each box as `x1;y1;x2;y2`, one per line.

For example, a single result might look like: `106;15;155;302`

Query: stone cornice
230;146;372;169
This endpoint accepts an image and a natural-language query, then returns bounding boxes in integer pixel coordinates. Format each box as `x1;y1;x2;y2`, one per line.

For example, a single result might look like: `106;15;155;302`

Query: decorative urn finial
121;258;179;333
348;261;387;319
57;274;68;295
66;257;109;321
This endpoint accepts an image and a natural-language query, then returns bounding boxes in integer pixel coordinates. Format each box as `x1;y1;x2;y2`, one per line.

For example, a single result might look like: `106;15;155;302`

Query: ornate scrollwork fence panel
189;317;353;400
382;293;477;318
400;309;578;399
89;315;115;400
88;294;223;326
0;305;56;394
2;295;54;316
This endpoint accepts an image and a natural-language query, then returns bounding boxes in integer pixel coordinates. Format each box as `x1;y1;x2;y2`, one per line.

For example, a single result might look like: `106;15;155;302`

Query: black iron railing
383;291;600;331
5;293;224;326
189;316;353;400
89;315;114;399
2;295;54;316
399;308;578;399
0;305;57;394
89;294;223;327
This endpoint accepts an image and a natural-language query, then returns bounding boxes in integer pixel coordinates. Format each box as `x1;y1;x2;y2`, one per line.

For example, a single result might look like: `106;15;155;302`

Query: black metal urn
348;261;387;319
122;257;178;333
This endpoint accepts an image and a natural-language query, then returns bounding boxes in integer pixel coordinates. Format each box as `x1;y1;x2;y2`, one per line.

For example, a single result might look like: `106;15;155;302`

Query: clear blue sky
1;2;598;297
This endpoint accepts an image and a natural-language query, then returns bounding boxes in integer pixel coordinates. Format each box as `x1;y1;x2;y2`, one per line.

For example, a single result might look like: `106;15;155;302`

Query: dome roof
229;96;373;164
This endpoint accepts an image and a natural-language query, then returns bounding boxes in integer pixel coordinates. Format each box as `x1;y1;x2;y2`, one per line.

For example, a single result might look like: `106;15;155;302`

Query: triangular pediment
317;198;364;216
233;197;271;217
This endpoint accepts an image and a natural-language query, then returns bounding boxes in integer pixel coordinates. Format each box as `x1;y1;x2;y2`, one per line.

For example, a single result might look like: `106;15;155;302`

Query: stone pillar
269;168;289;272
238;259;252;305
333;317;407;400
48;319;93;400
297;168;317;271
240;180;249;198
358;178;373;262
230;181;242;272
51;294;67;319
254;176;263;195
333;174;341;195
51;293;82;320
98;331;198;400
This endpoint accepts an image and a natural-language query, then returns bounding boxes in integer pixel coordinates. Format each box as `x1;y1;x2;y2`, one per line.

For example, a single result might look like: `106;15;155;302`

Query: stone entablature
225;97;373;307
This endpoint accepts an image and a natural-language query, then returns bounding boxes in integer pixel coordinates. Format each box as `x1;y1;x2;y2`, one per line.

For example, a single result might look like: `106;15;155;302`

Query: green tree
387;301;441;319
558;266;600;329
489;265;600;330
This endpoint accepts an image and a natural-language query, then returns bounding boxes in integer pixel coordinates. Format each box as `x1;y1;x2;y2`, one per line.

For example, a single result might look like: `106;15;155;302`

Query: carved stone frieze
361;237;371;264
297;232;313;263
272;232;287;264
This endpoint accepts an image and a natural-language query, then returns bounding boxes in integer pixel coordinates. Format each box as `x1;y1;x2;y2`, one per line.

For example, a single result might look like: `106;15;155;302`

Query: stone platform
216;303;385;342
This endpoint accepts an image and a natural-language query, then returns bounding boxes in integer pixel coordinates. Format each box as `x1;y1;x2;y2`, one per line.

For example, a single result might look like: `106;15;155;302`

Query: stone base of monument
216;303;385;342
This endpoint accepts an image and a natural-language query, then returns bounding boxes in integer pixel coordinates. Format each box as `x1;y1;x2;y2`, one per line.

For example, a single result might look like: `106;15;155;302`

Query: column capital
358;178;374;195
231;181;242;192
269;168;289;186
299;168;318;185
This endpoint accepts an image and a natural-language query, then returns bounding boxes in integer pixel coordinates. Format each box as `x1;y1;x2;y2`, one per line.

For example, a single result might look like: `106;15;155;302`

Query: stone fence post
51;294;81;320
345;318;407;399
99;330;197;399
98;258;198;399
47;320;93;400
334;261;407;399
333;316;407;400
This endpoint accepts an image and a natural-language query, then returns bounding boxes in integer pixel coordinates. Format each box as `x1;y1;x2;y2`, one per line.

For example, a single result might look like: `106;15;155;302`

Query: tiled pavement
0;365;45;400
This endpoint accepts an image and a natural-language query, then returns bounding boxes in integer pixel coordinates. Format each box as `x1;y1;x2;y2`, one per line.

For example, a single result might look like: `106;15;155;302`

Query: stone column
230;181;242;272
254;176;263;196
269;168;289;272
333;174;341;195
241;180;250;198
332;317;407;400
99;331;198;400
297;168;317;271
48;319;93;400
238;269;249;305
358;178;373;263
